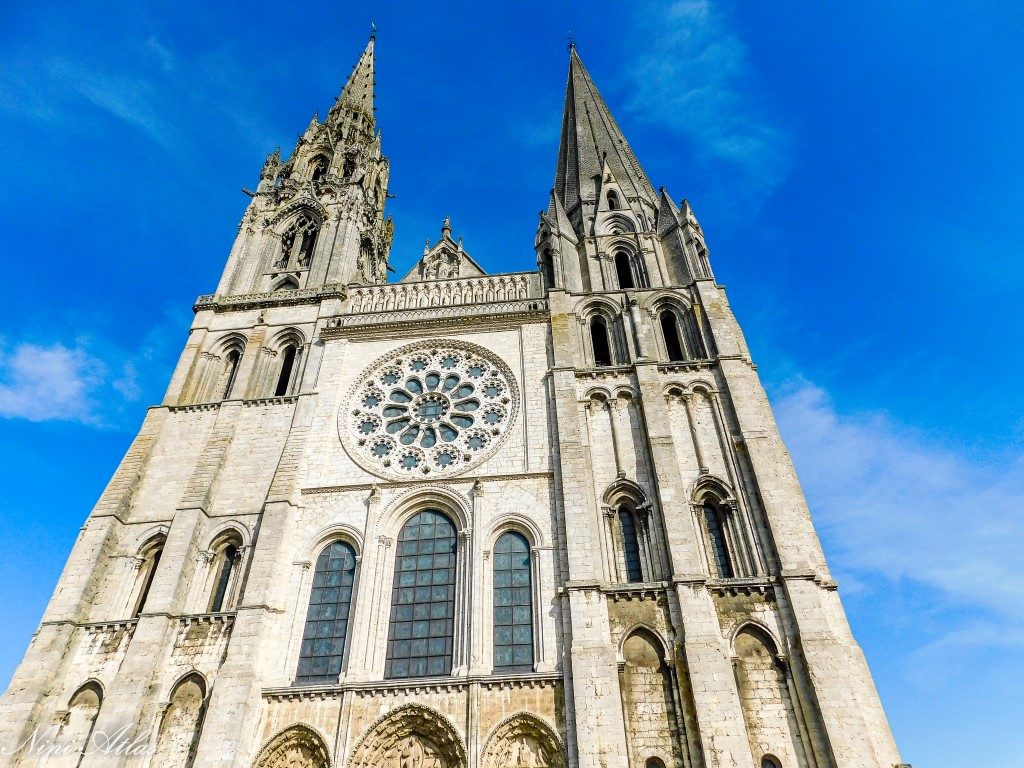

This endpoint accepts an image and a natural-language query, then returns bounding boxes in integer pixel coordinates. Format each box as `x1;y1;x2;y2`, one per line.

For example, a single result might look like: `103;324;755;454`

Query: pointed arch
309;154;329;183
346;704;465;768
492;530;534;671
252;724;331;768
295;538;358;685
385;509;457;678
55;681;103;768
151;672;207;768
480;712;566;768
734;625;809;768
619;629;685;768
273;276;300;292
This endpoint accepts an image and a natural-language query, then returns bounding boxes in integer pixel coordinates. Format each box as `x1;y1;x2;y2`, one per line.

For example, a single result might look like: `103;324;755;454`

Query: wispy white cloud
0;326;174;428
625;0;789;204
773;378;1024;620
145;35;176;73
0;341;109;425
52;57;184;150
0;34;274;158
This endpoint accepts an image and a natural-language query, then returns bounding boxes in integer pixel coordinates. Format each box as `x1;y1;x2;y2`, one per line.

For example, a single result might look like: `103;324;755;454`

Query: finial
442;216;452;237
370;21;377;40
568;31;575;52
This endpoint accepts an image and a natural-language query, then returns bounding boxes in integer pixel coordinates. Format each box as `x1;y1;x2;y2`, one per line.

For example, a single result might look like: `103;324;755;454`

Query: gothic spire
554;46;656;217
327;35;376;142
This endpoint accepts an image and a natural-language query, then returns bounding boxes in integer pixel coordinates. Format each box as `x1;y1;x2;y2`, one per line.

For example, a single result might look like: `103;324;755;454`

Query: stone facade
0;39;906;768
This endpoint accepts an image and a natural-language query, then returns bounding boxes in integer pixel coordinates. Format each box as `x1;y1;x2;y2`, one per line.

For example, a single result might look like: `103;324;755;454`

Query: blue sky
1;1;1022;764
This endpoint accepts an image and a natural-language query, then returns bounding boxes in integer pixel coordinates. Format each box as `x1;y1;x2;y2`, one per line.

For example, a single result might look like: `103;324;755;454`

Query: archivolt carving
480;713;565;768
347;704;465;768
252;724;330;768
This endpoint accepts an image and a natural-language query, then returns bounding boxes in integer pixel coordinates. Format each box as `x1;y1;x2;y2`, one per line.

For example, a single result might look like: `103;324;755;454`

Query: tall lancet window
279;213;319;269
540;248;555;289
385;510;457;679
493;531;534;671
703;500;735;578
221;350;241;399
208;539;240;613
614;251;635;289
660;310;686;362
274;344;299;397
607;190;620;210
133;541;164;618
590;317;613;367
296;541;357;684
618;506;644;582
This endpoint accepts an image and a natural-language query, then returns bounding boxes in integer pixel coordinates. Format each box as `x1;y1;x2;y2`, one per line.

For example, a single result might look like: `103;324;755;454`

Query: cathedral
0;37;906;768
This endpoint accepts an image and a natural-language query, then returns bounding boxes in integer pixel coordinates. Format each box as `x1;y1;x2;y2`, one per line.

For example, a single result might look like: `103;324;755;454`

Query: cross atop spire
327;35;377;142
554;47;656;218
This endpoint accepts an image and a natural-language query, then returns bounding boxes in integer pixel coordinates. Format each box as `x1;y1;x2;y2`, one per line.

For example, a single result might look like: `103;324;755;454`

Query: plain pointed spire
554;46;656;215
328;36;377;139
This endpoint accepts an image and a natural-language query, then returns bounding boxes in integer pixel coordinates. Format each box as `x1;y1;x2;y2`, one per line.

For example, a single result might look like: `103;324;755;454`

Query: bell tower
216;36;393;296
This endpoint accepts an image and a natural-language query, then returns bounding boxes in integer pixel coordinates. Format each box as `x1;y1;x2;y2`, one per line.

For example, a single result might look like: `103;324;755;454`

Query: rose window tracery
342;342;518;479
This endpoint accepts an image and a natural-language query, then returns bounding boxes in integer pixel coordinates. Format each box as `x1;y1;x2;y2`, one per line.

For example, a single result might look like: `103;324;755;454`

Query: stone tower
0;40;905;768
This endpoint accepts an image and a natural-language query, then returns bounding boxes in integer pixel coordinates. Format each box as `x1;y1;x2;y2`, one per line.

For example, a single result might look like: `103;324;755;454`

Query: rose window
341;342;518;478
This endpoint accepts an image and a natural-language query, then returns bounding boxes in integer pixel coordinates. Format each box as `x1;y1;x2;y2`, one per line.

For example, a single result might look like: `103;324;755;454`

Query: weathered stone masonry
0;38;906;768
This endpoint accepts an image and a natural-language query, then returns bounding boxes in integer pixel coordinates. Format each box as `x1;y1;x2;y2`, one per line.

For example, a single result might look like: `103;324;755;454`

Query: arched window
343;156;357;178
274;344;299;397
660;310;685;362
385;510;457;679
590;316;613;367
280;213;319;269
607;190;620;210
646;759;667;768
133;542;163;618
295;540;357;685
493;531;534;671
208;541;240;613
152;674;206;768
221;349;240;399
309;156;328;183
614;251;635;289
703;500;735;578
539;248;555;290
618;506;644;582
761;756;782;768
